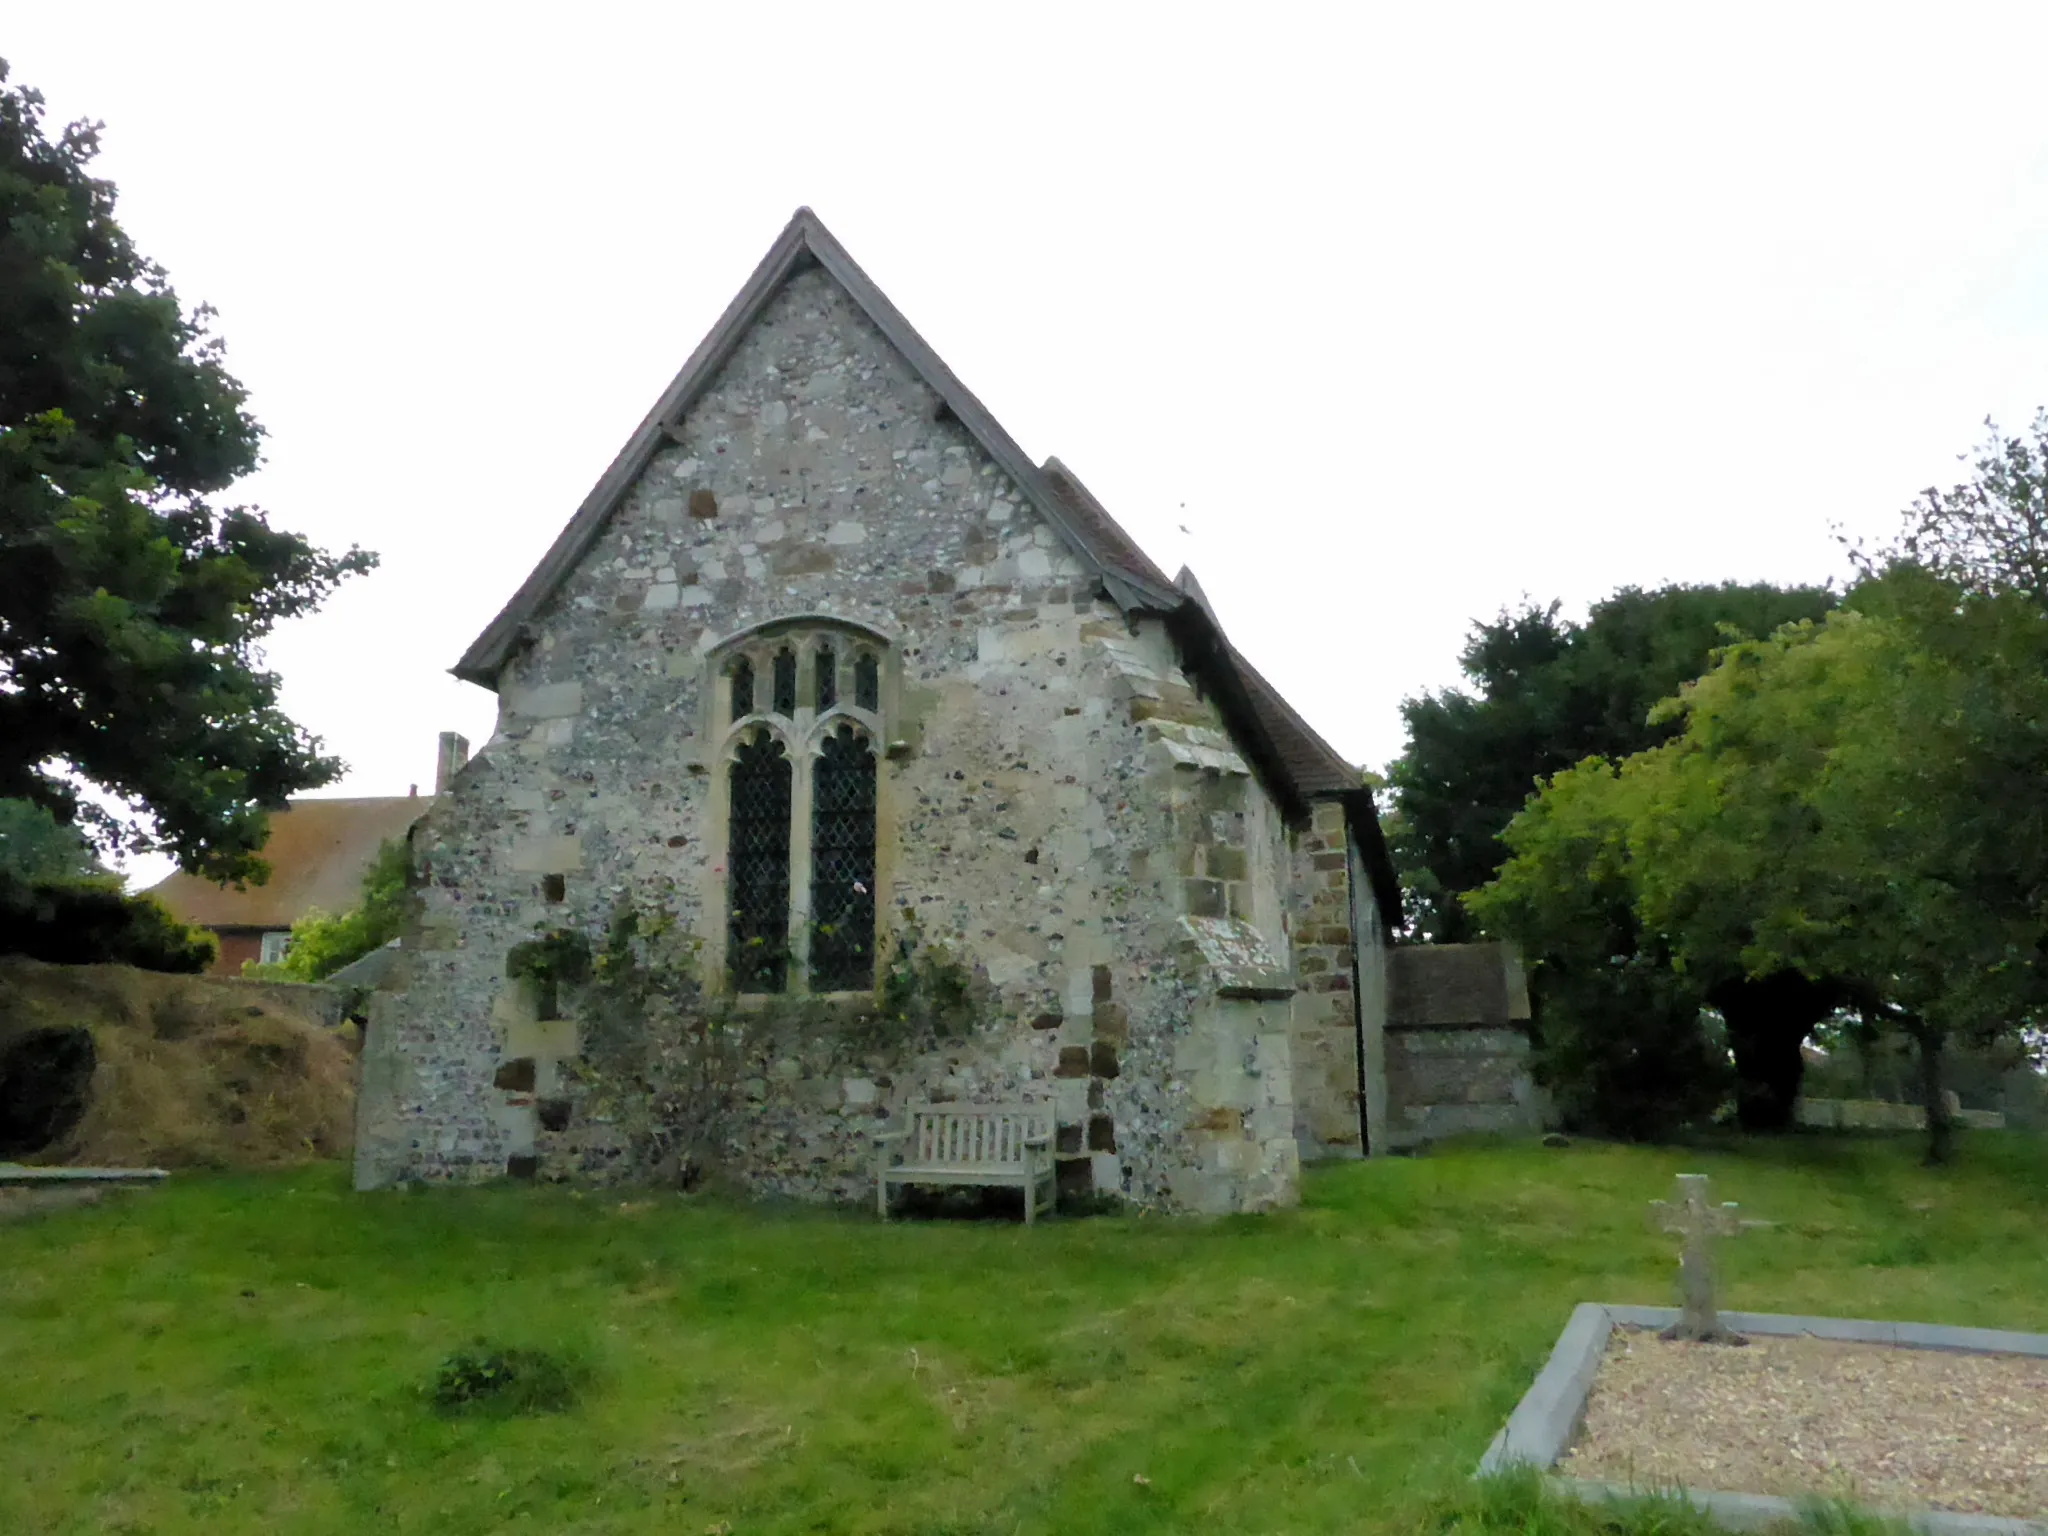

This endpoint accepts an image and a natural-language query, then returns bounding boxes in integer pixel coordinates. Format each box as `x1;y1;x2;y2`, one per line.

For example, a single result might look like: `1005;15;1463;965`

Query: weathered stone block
1206;845;1248;881
1089;1042;1120;1079
494;1058;536;1093
770;545;835;576
1054;1078;1089;1125
1087;1115;1116;1151
505;681;584;719
510;836;583;874
1054;1046;1091;1078
1184;878;1226;917
1091;1001;1129;1044
501;1018;578;1060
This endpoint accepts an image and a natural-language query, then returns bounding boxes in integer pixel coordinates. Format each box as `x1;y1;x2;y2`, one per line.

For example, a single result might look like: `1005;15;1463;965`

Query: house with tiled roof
146;736;465;975
354;210;1538;1210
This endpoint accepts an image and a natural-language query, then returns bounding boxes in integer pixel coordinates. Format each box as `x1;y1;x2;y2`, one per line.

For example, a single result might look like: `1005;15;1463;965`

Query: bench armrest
1022;1133;1051;1148
874;1129;910;1144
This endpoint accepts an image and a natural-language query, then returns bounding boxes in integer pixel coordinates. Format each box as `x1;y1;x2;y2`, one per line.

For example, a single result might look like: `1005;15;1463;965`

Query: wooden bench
875;1102;1055;1224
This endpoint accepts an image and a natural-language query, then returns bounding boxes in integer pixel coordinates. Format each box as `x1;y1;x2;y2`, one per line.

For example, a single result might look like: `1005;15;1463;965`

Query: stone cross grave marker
1649;1173;1767;1343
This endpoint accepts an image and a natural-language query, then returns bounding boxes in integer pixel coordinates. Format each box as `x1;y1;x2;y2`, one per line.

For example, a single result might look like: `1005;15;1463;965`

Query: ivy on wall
518;902;986;1187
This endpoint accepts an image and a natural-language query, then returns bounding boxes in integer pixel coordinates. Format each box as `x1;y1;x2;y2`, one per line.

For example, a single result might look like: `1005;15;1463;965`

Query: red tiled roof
143;796;427;930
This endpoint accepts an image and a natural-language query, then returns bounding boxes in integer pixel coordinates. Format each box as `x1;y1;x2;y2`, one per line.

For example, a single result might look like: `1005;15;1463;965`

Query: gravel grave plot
1558;1326;2048;1519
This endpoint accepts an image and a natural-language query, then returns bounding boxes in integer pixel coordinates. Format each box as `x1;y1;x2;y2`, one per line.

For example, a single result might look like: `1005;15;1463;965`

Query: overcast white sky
12;5;2048;869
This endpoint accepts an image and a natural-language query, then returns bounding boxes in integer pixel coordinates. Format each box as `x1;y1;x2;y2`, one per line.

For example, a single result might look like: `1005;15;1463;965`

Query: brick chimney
434;732;470;795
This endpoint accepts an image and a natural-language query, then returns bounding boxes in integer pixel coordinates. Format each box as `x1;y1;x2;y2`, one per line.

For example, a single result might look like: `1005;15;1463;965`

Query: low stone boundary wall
1795;1096;2005;1132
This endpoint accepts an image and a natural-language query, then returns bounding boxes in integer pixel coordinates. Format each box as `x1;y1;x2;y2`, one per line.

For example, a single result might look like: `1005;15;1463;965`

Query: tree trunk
1710;972;1845;1132
1913;1022;1953;1166
1725;1017;1806;1131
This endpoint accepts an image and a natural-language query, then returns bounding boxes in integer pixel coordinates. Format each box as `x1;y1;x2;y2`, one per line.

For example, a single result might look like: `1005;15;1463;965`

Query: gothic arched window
810;724;877;990
709;622;888;995
727;728;792;994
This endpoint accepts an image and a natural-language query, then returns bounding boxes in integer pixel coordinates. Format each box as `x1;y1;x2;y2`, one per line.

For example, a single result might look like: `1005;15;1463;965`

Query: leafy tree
1480;567;2048;1161
246;838;411;982
1389;583;1836;942
0;797;101;881
1849;410;2048;600
1387;603;1571;943
0;795;214;971
1465;760;1730;1137
0;61;373;883
1632;569;2048;1162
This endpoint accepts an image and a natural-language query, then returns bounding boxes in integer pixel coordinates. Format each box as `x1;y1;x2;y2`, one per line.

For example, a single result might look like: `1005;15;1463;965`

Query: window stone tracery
710;621;889;994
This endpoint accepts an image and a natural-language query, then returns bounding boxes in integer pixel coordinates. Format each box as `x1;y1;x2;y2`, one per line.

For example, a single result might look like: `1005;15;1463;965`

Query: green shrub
0;871;217;972
243;838;412;982
425;1342;581;1416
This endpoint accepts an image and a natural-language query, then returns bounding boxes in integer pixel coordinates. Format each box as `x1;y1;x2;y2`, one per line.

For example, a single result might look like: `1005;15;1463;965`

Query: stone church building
353;210;1538;1212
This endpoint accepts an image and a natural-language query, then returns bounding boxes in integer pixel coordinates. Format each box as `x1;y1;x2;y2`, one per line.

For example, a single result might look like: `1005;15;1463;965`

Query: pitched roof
1039;456;1175;592
1164;565;1404;925
143;797;426;931
455;207;1179;687
452;207;1400;922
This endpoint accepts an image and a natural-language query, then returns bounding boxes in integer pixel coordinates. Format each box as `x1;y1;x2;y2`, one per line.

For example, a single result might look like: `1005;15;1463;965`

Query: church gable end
354;210;1407;1213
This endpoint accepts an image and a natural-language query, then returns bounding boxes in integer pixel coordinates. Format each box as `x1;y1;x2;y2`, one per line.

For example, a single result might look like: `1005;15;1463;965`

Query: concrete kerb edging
1478;1303;2048;1536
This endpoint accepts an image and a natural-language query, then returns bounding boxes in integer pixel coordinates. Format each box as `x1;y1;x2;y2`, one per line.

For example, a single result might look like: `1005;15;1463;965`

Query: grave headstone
1649;1172;1766;1343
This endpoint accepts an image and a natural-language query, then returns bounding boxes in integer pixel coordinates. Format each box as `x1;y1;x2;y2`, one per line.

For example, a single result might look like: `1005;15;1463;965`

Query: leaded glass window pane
815;644;836;711
772;647;797;716
809;725;877;991
727;729;791;993
729;655;754;719
853;651;879;712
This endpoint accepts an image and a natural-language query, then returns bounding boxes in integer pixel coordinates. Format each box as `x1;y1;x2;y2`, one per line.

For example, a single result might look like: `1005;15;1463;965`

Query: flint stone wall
1378;942;1543;1150
354;264;1318;1212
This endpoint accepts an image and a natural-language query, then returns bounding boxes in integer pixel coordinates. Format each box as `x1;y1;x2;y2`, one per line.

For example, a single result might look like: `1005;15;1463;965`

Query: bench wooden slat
876;1102;1055;1224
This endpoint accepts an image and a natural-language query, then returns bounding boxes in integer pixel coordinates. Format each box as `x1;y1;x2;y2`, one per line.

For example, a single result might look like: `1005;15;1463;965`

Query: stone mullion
788;728;818;994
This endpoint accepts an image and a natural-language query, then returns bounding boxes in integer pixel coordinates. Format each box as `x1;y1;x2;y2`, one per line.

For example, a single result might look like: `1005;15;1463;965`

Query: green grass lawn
4;1133;2045;1536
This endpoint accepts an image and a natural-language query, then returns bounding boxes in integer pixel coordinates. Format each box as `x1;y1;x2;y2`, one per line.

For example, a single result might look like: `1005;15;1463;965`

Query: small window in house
815;643;837;711
853;651;880;713
729;655;755;719
260;931;293;966
771;647;798;716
